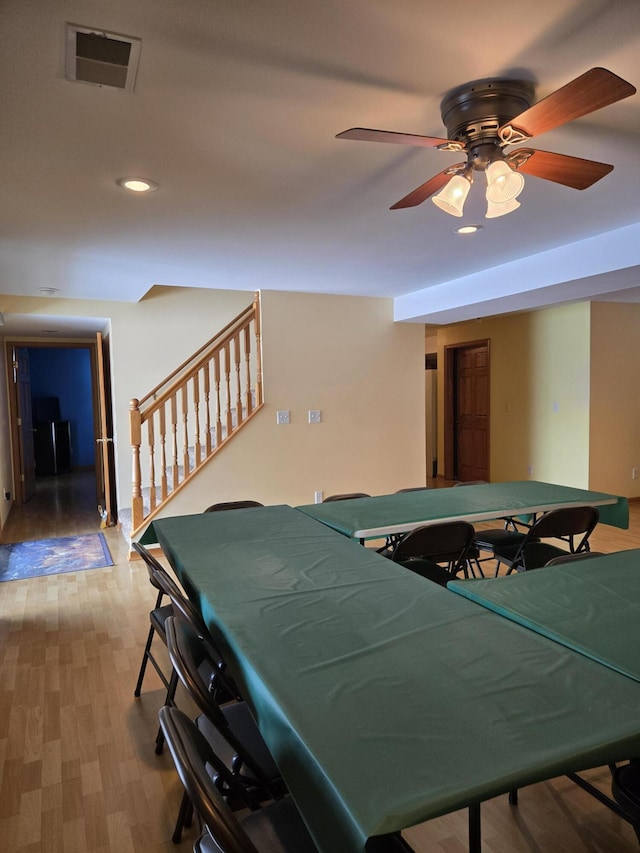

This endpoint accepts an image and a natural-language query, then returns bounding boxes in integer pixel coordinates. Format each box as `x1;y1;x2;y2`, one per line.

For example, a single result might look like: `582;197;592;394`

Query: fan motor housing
440;79;535;146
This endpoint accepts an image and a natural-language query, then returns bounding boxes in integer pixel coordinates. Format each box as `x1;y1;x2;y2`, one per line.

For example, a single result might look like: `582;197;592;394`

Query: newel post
130;398;143;532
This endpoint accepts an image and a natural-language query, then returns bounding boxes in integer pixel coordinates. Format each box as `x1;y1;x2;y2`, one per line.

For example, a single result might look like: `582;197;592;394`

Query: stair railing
129;293;263;537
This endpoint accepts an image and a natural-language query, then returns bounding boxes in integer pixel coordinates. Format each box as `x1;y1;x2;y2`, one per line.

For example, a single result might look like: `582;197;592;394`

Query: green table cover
296;480;628;540
449;549;640;682
149;506;640;853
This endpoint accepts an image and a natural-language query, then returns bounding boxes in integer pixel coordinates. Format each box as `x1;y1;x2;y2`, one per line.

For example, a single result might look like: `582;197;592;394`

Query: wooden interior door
95;332;116;526
12;346;36;503
445;341;490;481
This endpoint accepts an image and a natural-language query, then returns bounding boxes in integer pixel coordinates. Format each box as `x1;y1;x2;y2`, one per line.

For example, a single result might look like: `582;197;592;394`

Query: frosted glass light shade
485;161;525;203
485;197;521;218
432;175;471;217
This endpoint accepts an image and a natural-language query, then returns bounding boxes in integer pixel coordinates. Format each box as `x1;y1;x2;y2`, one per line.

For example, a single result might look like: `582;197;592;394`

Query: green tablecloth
449;549;640;682
296;480;628;540
148;506;640;853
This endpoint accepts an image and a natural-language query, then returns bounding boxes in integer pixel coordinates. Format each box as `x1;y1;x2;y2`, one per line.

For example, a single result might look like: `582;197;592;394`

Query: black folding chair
389;520;476;585
494;506;599;574
165;615;285;842
204;500;264;512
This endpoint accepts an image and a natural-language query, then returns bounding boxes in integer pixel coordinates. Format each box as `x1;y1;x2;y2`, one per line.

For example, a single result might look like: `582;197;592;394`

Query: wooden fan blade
336;127;463;150
512;148;613;189
501;68;636;139
390;167;464;209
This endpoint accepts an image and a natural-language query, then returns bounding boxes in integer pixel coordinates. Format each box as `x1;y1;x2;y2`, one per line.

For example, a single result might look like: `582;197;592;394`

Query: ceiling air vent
65;24;141;91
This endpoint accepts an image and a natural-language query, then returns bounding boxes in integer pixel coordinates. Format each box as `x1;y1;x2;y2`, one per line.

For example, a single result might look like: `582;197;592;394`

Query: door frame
4;338;115;517
443;339;490;481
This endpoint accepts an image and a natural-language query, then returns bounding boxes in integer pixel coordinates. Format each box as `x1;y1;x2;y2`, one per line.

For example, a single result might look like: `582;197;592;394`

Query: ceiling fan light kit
337;67;636;222
485;160;525;204
486;196;521;219
432;173;472;216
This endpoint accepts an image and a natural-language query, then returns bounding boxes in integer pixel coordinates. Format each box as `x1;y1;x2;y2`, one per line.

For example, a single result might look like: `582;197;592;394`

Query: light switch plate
308;410;321;424
276;410;290;425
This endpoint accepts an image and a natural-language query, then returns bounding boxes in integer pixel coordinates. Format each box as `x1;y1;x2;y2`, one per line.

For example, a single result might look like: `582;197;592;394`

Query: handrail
138;301;257;410
129;293;263;537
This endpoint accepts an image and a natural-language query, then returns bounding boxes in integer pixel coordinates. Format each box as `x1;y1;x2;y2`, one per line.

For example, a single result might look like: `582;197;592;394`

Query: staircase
126;293;263;541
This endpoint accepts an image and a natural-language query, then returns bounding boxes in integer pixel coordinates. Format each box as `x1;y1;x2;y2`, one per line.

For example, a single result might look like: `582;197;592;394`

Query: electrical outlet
314;490;323;503
633;468;638;480
276;410;290;425
308;410;321;424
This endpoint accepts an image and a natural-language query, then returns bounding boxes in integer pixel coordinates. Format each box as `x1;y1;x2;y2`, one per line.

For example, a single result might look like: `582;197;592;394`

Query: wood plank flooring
1;473;639;852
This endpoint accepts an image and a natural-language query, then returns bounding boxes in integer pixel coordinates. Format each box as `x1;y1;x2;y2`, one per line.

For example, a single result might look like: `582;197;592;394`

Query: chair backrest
323;493;370;502
166;614;241;716
395;487;429;493
134;543;165;606
527;506;599;552
159;706;261;853
166;616;274;789
204;501;264;512
544;551;605;568
132;541;207;628
391;521;475;572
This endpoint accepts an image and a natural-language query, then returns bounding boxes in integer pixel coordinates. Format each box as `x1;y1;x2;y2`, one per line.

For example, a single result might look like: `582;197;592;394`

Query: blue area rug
0;533;113;582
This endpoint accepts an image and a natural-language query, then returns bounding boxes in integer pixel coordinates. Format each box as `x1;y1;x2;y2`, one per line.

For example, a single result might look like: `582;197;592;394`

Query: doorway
5;338;117;533
444;340;490;481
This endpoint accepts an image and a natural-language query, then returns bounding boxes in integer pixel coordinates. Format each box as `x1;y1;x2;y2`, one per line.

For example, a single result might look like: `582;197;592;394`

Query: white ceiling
1;0;639;329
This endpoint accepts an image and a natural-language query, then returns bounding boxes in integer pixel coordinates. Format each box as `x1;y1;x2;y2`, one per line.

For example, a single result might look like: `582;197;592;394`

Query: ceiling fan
336;68;636;219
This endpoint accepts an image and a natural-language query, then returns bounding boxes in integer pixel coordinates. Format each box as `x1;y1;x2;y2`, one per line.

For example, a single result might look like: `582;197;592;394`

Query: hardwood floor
1;475;639;851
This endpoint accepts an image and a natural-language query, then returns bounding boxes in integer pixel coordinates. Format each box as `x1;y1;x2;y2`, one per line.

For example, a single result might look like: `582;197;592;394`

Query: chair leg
468;803;481;853
155;669;179;755
172;790;192;843
134;623;156;697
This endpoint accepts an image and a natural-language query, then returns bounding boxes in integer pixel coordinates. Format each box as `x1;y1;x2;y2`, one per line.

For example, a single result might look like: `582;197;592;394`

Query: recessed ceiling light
117;178;158;193
455;225;482;235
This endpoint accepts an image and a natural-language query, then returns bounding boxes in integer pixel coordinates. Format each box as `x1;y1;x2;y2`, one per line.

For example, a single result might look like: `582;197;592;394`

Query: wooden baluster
204;358;212;456
159;403;168;502
129;399;143;532
244;323;252;415
182;384;190;476
193;373;201;467
171;394;179;491
234;332;243;426
224;342;232;437
130;296;264;534
148;416;156;513
253;292;263;407
214;351;222;447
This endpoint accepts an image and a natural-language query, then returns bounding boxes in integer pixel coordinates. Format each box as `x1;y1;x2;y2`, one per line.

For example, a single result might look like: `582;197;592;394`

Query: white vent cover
65;24;141;91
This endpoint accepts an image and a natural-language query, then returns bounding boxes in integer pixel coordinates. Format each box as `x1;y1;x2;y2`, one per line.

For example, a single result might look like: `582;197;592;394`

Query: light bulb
117;178;159;193
432;174;472;217
485;197;521;219
485;161;524;204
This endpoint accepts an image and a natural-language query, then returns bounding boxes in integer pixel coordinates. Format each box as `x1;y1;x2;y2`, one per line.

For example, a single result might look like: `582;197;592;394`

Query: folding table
146;505;640;853
296;480;628;543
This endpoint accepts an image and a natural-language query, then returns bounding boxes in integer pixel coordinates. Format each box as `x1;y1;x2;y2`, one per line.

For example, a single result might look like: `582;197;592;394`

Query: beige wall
432;303;593;488
157;290;426;513
434;313;533;482
590;302;640;497
527;303;591;487
0;288;426;527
